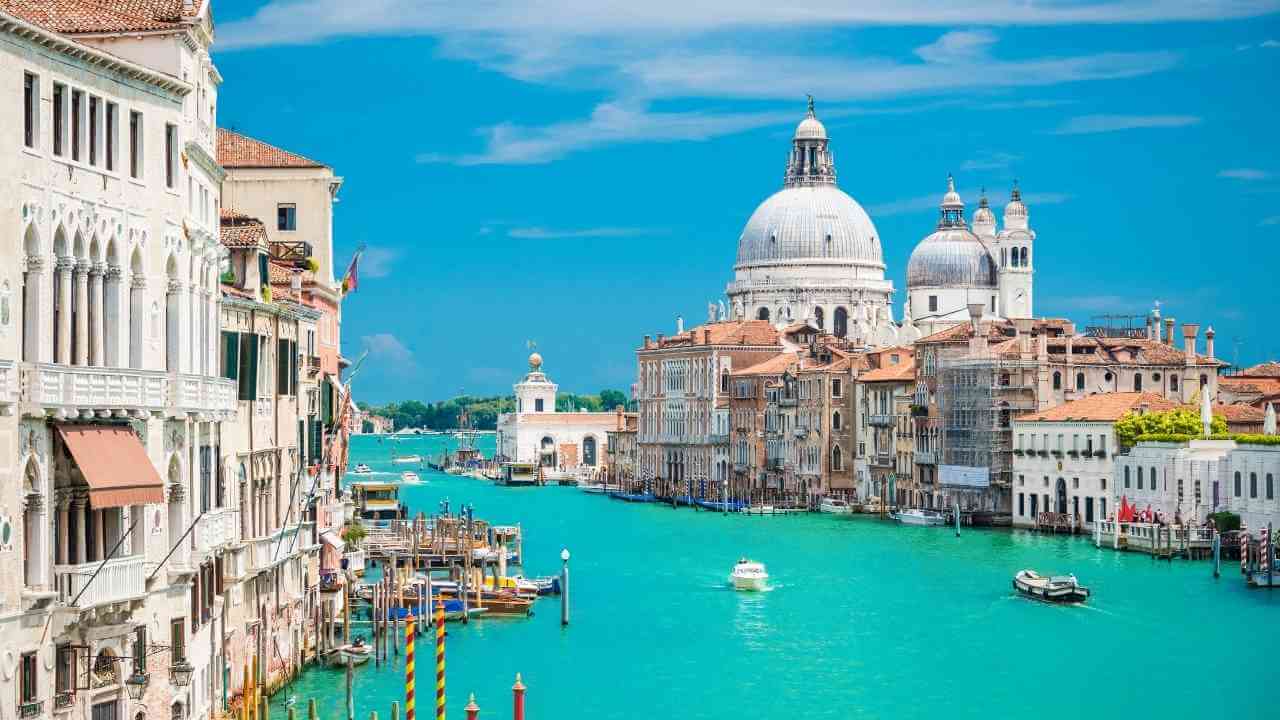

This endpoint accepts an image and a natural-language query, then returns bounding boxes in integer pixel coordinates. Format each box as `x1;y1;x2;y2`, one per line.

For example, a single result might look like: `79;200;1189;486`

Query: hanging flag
341;249;363;295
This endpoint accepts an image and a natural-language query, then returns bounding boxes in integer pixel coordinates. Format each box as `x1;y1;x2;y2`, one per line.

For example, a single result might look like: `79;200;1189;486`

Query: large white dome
735;185;883;270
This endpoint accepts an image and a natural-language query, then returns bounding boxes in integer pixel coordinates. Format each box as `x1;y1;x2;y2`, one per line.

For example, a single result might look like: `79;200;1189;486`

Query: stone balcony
193;507;238;558
915;451;937;465
54;554;145;609
248;525;301;574
19;363;236;419
868;413;896;427
0;359;16;414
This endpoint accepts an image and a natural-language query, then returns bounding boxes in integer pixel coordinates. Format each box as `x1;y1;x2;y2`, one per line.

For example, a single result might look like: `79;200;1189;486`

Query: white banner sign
940;464;990;488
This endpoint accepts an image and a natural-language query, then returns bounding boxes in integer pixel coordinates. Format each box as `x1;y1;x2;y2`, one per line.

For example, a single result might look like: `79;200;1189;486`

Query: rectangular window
24;72;38;148
55;644;73;694
53;83;66;155
129;111;142;178
535;398;544;412
831;378;842;398
105;102;117;171
277;203;297;231
277;338;291;396
71;89;83;161
89;95;99;165
92;700;118;720
132;626;147;674
1100;498;1106;519
221;331;239;381
1018;492;1024;516
170;618;186;662
236;332;258;401
928;295;938;313
164;123;177;188
20;652;37;703
1085;496;1094;524
991;295;996;313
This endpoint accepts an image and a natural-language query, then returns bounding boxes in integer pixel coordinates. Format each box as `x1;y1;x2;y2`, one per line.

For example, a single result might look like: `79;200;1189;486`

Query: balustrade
54;554;145;608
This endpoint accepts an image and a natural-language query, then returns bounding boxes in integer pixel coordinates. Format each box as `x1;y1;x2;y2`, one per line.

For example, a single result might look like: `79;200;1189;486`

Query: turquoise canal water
277;434;1279;720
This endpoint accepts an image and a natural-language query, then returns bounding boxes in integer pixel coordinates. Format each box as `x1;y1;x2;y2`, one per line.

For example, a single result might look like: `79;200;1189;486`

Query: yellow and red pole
464;694;479;720
512;673;526;720
405;617;416;720
434;601;445;720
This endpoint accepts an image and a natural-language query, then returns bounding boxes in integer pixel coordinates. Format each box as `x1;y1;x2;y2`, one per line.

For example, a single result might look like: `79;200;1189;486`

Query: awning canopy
320;530;345;551
58;425;165;508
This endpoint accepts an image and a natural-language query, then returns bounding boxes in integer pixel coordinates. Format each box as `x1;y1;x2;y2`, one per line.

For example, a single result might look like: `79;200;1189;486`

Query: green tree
599;389;629;411
1114;408;1227;446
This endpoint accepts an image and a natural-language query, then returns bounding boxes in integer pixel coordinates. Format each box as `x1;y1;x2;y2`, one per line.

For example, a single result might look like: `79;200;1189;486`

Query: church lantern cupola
783;96;837;188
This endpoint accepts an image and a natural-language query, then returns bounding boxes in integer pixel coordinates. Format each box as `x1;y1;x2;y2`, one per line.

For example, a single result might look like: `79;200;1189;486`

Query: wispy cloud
961;151;1022;171
360;247;400;278
1261;216;1280;226
506;226;659;239
868;189;1070;217
1219;168;1272;181
1051;114;1201;135
1236;38;1280;50
361;333;416;369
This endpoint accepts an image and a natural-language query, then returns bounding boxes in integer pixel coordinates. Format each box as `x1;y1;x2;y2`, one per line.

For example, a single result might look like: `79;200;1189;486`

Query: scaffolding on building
936;354;1040;511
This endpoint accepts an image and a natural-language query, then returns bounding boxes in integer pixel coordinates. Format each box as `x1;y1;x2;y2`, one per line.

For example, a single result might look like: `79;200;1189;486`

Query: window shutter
258;253;269;288
290;340;298;395
237;333;253;400
245;334;260;399
277;338;289;396
221;331;239;381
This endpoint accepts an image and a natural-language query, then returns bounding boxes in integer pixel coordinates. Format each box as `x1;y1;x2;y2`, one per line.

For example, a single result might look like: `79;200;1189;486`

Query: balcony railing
22;363;167;416
871;453;894;468
0;359;16;411
223;546;249;582
915;450;937;465
868;413;895;427
249;525;301;573
708;433;729;444
169;374;237;415
193;507;238;557
55;555;145;608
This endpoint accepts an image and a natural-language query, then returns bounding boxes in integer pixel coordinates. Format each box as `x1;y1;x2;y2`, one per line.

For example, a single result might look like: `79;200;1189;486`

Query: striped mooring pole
434;601;446;720
405;617;416;720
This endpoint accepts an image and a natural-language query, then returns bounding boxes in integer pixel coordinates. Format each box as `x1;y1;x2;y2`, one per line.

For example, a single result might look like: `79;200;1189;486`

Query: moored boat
1012;569;1090;603
579;483;607;494
351;463;373;475
400;471;422;483
892;509;946;526
392;454;422;464
499;462;540;486
729;558;769;591
818;497;853;514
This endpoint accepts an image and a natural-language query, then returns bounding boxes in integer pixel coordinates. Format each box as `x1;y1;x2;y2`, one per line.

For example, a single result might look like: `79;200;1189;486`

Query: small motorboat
1012;569;1090;603
729;558;769;591
892;509;946;526
392;454;422;464
400;471;423;483
579;483;607;494
818;497;853;514
741;505;777;516
439;599;488;622
351;464;373;475
328;638;373;666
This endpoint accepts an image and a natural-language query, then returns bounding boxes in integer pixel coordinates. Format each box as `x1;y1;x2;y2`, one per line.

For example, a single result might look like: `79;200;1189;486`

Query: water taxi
818;497;854;514
892;509;946;526
499;462;540;486
351;464;373;475
579;483;608;494
1012;569;1090;603
400;471;422;484
350;482;405;521
729;558;769;591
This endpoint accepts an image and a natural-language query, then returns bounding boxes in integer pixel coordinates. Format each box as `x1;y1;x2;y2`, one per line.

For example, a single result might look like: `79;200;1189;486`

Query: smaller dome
794;95;827;140
528;352;543;370
907;227;998;289
941;174;963;209
972;192;996;234
1005;184;1027;218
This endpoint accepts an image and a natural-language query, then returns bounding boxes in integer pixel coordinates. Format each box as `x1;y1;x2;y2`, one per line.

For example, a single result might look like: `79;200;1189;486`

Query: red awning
57;425;166;508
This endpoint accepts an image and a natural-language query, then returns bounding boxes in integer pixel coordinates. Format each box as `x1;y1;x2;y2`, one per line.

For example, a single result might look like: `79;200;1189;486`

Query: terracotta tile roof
0;0;194;34
268;260;297;285
733;352;798;377
220;212;268;249
859;358;916;383
1019;392;1180;422
1220;376;1280;396
1207;403;1265;424
1236;361;1280;378
217;128;327;169
1047;337;1224;367
648;320;781;349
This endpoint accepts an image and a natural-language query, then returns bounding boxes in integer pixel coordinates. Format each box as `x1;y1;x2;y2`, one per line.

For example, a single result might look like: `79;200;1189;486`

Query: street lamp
170;660;194;687
125;672;149;700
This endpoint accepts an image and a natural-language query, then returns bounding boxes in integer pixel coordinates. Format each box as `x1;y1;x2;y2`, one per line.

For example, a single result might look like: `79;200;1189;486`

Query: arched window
1170;375;1178;392
1267;474;1274;500
1133;374;1142;391
1124;466;1130;488
813;306;824;329
1250;472;1258;499
1052;371;1062;390
1234;471;1242;497
834;307;848;338
582;436;597;466
756;307;770;321
831;445;843;471
1137;466;1144;490
1200;374;1208;387
832;411;842;430
1076;372;1085;391
1021;247;1029;266
1151;467;1158;490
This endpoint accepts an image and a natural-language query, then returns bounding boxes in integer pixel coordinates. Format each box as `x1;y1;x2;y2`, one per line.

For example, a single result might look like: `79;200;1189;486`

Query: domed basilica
724;99;1036;345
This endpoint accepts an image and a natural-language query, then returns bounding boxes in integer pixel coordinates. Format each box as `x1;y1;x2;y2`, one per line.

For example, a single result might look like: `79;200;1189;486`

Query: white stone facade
1011;420;1117;529
496;354;616;469
1117;440;1280;529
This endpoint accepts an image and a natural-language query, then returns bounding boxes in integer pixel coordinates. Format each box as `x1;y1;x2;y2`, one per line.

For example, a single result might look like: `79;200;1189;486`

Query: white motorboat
579;483;607;494
729;558;769;591
740;504;776;516
400;471;422;484
818;497;853;514
351;464;373;475
1013;569;1090;603
892;509;946;526
392;454;422;464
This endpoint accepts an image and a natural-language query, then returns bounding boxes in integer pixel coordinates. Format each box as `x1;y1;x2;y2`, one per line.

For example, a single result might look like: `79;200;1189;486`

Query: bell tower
996;182;1035;319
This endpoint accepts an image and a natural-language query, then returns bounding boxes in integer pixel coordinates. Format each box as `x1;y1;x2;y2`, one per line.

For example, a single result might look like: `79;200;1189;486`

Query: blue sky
210;1;1280;404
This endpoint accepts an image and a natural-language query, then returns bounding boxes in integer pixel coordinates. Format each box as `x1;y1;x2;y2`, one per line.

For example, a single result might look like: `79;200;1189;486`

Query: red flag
341;251;361;294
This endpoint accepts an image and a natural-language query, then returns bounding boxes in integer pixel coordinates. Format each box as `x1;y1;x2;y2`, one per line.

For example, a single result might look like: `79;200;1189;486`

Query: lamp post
560;548;570;626
170;659;194;687
125;672;149;701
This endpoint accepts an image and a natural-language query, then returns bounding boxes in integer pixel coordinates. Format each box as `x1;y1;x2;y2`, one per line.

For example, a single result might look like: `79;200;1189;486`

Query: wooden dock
1094;521;1215;559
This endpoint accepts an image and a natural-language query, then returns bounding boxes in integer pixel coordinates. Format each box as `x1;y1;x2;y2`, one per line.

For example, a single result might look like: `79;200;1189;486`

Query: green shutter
290;340;299;396
237;333;253;400
277;338;289;396
258;253;269;288
221;331;239;381
248;336;259;398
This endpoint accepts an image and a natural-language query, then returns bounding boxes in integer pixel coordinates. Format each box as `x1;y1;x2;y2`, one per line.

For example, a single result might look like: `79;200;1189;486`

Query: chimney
643;334;651;349
1182;323;1199;364
676;316;684;334
1204;326;1216;360
616;405;624;429
1152;314;1162;343
967;303;984;334
1164;318;1175;347
1145;316;1153;341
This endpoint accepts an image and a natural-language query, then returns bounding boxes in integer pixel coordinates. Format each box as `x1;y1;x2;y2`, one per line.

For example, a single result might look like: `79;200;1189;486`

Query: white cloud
914;29;998;64
506;226;657;239
1051;114;1201;134
1261;215;1280;226
961;151;1022;171
361;333;415;368
1237;38;1280;50
1219;168;1272;180
360;247;399;278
